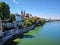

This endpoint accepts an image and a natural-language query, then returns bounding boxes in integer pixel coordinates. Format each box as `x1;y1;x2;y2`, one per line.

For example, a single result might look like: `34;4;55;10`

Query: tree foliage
10;14;15;22
24;19;32;27
23;15;45;27
0;2;10;20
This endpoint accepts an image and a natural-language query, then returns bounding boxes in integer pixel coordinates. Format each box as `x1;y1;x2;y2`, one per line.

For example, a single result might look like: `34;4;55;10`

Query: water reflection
21;35;34;39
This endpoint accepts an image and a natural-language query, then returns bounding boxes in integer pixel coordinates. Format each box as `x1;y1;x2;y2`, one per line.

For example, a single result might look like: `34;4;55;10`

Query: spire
21;10;23;16
24;10;25;16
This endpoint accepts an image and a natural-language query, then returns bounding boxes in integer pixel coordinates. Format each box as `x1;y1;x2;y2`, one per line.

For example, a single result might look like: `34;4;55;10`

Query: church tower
24;10;25;16
21;10;23;16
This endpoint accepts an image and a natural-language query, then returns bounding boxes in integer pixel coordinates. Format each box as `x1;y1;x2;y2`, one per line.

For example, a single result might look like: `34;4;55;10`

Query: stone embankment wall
0;25;35;45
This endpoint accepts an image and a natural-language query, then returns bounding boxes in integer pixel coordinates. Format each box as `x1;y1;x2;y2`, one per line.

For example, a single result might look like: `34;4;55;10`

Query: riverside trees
23;15;45;27
0;2;10;20
0;2;45;29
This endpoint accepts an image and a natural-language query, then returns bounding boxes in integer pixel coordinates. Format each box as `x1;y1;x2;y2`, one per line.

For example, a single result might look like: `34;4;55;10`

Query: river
4;22;60;45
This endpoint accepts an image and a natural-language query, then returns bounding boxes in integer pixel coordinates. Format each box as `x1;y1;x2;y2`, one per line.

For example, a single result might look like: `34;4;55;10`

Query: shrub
17;23;23;29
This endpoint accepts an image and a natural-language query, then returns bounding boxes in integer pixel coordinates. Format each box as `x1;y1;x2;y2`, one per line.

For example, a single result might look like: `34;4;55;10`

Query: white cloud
13;0;19;4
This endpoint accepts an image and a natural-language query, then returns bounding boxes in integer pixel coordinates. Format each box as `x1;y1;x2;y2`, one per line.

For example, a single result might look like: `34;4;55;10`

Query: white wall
15;14;22;22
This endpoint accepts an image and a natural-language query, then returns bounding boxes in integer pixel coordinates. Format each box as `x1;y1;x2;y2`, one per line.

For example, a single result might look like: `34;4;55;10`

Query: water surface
14;22;60;45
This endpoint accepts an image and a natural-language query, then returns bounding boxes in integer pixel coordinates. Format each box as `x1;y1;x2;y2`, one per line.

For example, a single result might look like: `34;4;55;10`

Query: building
21;10;24;16
29;14;33;18
21;10;30;18
15;13;23;22
21;10;25;16
15;13;24;27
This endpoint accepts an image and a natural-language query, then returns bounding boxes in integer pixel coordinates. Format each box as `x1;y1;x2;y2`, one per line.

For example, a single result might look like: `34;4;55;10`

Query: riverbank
0;25;36;45
3;25;41;45
4;22;60;45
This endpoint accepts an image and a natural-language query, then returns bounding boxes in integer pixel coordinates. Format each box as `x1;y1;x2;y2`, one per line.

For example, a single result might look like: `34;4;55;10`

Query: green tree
29;17;36;24
24;19;32;27
0;2;10;20
39;18;45;25
10;14;15;22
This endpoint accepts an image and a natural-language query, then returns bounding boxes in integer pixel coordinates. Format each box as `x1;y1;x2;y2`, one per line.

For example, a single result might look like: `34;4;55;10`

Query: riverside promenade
0;25;35;45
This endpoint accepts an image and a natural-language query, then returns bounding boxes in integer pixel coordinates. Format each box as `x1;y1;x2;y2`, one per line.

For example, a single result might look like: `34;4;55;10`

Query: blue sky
0;0;60;19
